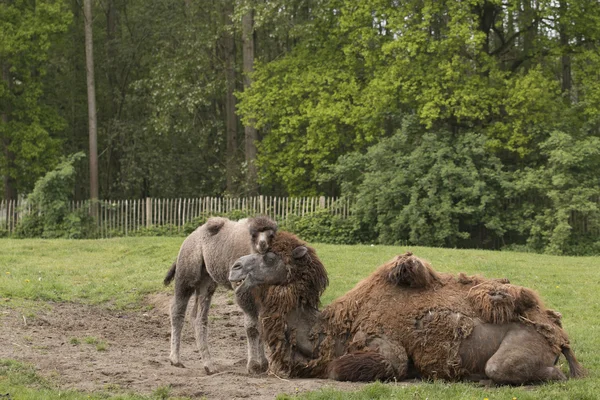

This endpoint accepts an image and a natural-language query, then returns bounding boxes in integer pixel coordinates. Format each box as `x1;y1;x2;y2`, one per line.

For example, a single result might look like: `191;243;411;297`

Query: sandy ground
0;288;371;399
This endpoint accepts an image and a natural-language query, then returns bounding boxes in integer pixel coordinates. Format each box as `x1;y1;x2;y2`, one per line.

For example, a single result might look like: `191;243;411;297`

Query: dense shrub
330;120;506;248
508;130;600;255
328;119;600;255
279;208;365;245
15;153;96;239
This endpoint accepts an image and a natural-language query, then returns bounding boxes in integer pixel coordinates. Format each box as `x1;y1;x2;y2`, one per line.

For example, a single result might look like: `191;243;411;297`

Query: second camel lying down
228;231;585;384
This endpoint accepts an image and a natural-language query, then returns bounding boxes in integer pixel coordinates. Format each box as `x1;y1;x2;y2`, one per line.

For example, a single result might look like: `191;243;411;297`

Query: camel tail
562;345;586;378
164;262;177;286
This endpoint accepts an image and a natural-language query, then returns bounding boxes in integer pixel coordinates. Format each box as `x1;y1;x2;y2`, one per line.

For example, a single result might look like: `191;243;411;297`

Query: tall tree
1;61;16;201
223;2;238;194
242;4;258;195
0;0;72;201
84;0;98;208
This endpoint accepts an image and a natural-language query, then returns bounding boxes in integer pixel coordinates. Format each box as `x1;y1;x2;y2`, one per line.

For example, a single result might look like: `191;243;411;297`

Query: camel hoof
170;360;185;368
247;360;268;375
204;364;217;375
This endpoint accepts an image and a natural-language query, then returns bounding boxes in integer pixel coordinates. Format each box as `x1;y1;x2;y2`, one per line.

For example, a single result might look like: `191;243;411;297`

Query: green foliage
331;119;506;248
331;122;600;254
509;130;600;255
15;153;96;239
280;209;365;245
0;0;72;196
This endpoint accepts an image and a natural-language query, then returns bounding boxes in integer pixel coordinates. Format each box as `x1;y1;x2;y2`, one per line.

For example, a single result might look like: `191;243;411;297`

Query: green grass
0;238;599;399
0;237;181;309
0;359;180;400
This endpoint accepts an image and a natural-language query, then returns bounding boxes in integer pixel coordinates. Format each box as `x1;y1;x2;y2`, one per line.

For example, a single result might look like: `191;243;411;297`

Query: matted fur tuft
467;282;517;324
386;252;442;288
467;282;544;324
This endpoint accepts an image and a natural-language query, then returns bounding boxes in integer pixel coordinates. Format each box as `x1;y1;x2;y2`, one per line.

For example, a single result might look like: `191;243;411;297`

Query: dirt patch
0;288;371;399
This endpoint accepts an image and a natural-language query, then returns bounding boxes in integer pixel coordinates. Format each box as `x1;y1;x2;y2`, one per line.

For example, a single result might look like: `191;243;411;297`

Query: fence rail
0;196;351;237
3;196;599;240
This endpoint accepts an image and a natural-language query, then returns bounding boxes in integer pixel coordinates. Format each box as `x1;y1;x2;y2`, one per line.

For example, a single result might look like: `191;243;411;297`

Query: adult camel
229;232;585;383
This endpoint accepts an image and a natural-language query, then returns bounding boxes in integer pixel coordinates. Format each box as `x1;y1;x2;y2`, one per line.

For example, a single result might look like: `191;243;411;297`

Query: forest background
1;0;600;255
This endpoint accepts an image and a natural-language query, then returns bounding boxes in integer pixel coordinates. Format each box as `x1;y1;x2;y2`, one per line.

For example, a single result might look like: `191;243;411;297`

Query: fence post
319;196;325;208
259;195;264;215
146;197;152;227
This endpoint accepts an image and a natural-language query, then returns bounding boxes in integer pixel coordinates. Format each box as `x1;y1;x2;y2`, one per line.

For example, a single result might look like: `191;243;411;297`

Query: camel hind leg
169;280;195;368
192;277;218;374
484;326;567;385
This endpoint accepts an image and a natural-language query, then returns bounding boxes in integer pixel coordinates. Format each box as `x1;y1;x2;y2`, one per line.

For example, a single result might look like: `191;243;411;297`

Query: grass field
1;237;599;399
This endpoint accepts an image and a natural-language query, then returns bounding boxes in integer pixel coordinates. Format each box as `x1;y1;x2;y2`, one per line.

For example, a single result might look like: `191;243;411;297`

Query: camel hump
467;283;542;324
387;252;440;288
205;218;226;235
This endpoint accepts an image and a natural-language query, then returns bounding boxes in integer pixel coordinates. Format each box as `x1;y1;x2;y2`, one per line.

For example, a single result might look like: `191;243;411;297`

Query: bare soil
0;288;369;399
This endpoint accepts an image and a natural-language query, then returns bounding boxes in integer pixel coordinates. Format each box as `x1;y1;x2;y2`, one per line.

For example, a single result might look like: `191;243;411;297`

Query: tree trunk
223;4;237;194
559;1;571;100
84;0;99;214
1;62;17;202
105;0;118;116
242;7;258;195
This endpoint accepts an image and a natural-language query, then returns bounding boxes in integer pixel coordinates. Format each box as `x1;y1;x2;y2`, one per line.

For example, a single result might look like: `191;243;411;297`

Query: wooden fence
0;196;352;237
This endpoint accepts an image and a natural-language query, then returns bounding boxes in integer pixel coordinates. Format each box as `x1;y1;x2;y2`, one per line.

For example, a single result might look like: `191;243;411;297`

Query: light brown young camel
228;232;585;383
163;216;277;374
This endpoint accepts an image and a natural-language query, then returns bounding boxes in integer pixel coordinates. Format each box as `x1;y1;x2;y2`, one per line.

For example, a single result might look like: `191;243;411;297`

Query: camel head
249;216;278;254
229;248;306;293
231;231;328;311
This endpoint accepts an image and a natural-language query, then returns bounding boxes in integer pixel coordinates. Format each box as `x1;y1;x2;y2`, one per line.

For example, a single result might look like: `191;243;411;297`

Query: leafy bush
130;224;183;237
15;153;96;239
508;130;600;255
280;208;364;245
329;118;506;247
328;117;600;255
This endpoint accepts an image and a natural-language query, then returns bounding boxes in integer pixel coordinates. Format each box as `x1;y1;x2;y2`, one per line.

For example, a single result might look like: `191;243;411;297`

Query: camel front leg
236;289;268;374
244;312;269;374
193;279;218;374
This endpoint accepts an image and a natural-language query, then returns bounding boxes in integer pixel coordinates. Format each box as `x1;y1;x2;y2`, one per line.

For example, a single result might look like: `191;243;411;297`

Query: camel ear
292;246;308;259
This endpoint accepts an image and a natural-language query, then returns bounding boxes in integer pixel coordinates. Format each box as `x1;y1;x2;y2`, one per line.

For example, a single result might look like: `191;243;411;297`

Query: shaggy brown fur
233;247;585;383
328;351;395;381
386;252;442;288
256;231;328;375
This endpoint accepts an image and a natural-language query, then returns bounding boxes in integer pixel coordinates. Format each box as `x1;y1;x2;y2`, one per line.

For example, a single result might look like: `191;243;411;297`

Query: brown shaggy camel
163;216;277;374
229;232;585;384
